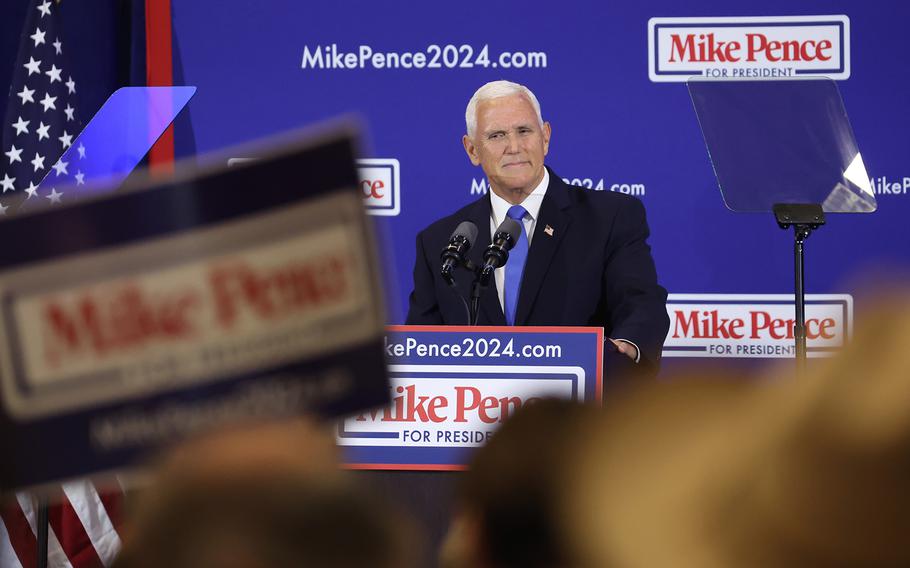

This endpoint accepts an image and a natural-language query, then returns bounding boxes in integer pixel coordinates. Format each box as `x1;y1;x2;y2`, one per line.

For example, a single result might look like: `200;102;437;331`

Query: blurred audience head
560;296;910;568
114;419;416;568
441;398;598;568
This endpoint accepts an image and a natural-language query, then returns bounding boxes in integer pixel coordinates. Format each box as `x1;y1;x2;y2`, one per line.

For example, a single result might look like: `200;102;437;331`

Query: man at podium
406;80;669;375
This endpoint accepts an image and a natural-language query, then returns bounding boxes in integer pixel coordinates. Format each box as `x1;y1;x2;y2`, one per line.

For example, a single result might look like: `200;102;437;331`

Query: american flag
1;0;83;214
1;1;123;566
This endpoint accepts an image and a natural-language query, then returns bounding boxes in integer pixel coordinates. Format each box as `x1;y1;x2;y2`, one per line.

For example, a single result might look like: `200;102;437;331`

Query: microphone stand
446;221;518;326
444;257;484;326
469;280;482;326
466;246;507;326
465;260;485;326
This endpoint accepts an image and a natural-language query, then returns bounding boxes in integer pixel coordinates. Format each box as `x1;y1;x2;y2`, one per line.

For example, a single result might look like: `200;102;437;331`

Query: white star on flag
74;170;85;185
0;202;8;216
40;92;57;112
36;121;50;140
30;27;46;47
77;142;86;158
17;85;35;104
23;56;42;75
0;174;15;193
45;64;62;83
46;188;62;203
1;0;86;214
28;28;44;47
31;152;45;171
12;116;30;135
52;159;68;176
5;145;23;164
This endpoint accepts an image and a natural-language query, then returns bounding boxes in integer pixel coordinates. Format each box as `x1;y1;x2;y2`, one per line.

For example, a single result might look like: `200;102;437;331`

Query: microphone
480;218;522;285
440;221;479;286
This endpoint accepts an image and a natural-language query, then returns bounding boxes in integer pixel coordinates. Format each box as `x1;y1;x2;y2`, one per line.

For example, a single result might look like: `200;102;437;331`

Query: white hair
465;80;544;138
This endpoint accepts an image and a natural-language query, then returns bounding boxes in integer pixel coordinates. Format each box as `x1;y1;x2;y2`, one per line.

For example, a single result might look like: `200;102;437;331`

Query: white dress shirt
488;168;549;311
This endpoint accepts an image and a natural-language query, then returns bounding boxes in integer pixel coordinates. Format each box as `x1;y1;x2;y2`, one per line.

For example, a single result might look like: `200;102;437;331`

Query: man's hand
610;338;639;362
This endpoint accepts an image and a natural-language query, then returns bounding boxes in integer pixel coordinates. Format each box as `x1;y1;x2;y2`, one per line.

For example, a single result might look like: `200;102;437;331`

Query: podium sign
340;325;603;471
0;127;390;490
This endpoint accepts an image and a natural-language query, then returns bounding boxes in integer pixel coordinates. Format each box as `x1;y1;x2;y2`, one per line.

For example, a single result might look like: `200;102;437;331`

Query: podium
343;325;603;562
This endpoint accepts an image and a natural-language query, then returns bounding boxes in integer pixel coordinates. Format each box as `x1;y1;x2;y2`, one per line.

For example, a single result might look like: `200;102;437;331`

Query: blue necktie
504;205;528;325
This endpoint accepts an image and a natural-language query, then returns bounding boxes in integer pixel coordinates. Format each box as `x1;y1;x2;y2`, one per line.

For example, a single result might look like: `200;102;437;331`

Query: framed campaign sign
0;124;390;491
339;325;603;470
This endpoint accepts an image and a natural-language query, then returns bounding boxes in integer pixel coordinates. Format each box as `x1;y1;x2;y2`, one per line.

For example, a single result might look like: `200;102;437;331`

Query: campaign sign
357;158;401;216
663;294;852;358
0;127;390;490
648;15;850;82
339;325;603;470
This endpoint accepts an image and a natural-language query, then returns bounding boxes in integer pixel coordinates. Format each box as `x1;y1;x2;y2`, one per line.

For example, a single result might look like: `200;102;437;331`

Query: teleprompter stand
688;78;876;372
773;203;826;372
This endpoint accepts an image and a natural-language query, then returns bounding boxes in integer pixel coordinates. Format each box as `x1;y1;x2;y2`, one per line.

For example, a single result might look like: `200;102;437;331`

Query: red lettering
818;317;835;339
750;311;770;339
746;33;766;61
668;33;741;63
361;179;385;199
478;396;499;424
766;39;782;62
673;310;744;339
42;284;198;366
455;386;481;422
750;311;836;340
673;310;699;338
806;317;836;340
404;384;430;422
668;34;696;63
499;396;522;419
209;256;348;328
355;397;396;422
747;33;834;63
428;396;447;422
724;40;741;62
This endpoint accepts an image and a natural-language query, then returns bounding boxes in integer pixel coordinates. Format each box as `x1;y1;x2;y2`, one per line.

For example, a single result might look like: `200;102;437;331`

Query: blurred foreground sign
0;126;389;490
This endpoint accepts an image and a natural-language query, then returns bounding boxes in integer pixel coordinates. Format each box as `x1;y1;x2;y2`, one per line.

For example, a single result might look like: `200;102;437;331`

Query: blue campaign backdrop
4;1;906;349
162;1;908;331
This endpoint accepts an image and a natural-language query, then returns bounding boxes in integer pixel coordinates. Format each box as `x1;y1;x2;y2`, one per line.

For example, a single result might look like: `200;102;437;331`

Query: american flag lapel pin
544;224;554;237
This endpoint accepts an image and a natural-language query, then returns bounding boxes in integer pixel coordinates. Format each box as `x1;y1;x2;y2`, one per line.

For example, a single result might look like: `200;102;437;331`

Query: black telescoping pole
773;203;825;378
793;225;810;376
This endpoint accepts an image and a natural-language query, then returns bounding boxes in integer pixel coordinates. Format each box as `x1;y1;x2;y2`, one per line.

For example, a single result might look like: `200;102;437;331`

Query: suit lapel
515;172;572;325
462;195;506;325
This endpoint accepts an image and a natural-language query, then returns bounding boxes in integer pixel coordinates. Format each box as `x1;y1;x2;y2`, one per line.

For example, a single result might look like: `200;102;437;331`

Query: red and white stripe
1;481;122;568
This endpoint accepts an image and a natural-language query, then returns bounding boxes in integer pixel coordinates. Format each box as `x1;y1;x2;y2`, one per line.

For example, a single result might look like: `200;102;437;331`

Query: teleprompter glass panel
688;78;875;213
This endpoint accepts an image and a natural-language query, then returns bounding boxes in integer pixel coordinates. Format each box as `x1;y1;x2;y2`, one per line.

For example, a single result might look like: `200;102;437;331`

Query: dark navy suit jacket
406;168;670;375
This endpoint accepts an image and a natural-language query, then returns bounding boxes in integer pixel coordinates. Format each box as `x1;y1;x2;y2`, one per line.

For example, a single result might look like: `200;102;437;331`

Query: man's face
463;94;551;204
